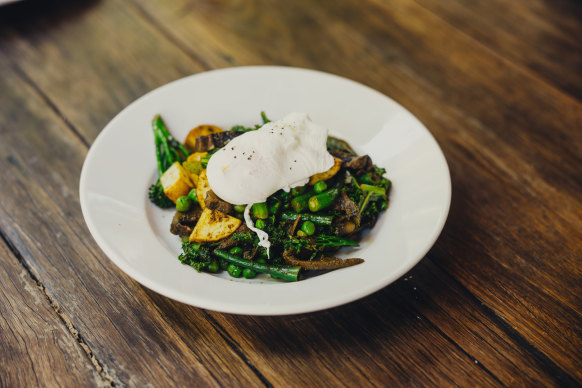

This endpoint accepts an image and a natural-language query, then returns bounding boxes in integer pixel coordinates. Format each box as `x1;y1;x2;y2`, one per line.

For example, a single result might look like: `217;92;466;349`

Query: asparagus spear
280;212;334;226
308;188;340;212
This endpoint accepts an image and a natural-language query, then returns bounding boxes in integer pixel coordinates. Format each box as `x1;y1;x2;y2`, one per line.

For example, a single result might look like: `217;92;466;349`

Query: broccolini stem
213;249;301;282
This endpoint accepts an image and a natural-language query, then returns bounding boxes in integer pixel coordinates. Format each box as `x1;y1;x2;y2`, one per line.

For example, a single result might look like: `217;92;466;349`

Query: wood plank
0;27;264;388
414;0;582;100
209;289;501;387
123;0;582;380
0;237;104;387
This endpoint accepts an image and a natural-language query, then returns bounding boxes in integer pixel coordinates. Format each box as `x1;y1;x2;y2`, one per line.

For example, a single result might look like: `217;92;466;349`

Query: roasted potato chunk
196;169;211;208
160;162;194;203
189;208;242;242
309;157;343;185
182;152;207;187
184;125;223;152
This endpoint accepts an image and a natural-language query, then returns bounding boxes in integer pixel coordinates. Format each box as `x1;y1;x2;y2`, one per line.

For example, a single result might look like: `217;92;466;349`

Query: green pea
301;220;316;235
206;261;219;273
176;196;192;212
187;188;198;203
243;268;256;279
227;264;242;278
313;180;328;194
233;204;247;213
229;246;243;255
255;219;266;229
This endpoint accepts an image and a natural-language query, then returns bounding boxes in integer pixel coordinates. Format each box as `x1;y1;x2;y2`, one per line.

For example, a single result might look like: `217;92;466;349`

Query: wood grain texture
0;0;580;386
0;237;104;387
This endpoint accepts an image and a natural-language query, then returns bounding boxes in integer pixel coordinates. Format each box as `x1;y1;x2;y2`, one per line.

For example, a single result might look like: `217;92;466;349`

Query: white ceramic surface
79;66;451;315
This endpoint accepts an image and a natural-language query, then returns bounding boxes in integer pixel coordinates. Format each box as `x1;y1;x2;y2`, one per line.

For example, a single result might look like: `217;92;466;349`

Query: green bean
308;188;340;212
290;192;312;212
213;249;301;282
252;202;269;219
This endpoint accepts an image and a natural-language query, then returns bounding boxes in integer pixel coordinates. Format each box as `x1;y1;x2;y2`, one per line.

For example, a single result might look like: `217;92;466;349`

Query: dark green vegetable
301;221;316;236
243;268;257;279
148;181;174;208
176;196;192;212
290;192;312;212
187;188;198;203
214;249;301;282
229;246;243;255
166;116;391;281
280;212;334;226
231;111;270;132
252;202;269;219
227;264;242;278
291;186;307;197
261;111;270;124
308;188;340;212
179;242;213;272
200;148;219;168
149;115;190;208
233;204;246;213
207;261;220;273
313;180;328;193
152;114;190;174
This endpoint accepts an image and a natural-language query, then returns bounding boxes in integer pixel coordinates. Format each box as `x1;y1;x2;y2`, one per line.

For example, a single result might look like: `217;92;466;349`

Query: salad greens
149;112;391;281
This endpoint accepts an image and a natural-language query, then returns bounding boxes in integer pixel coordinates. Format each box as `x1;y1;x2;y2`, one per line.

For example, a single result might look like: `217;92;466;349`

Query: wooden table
1;0;580;386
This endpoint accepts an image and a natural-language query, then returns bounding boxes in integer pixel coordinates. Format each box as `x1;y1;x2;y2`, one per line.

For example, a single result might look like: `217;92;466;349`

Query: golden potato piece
182;153;207;187
309;157;343;185
196;169;211;209
160;162;194;203
184;125;223;152
189;208;242;242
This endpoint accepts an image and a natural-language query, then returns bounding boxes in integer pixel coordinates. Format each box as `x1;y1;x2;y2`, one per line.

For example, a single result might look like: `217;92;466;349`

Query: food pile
149;112;391;281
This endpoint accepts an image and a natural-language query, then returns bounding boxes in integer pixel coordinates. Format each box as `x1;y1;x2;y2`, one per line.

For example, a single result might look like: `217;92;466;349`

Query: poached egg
206;112;334;205
206;112;335;256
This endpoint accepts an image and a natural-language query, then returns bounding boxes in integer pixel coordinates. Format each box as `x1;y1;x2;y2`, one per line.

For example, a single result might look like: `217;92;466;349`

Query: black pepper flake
248;156;252;160
234;156;237;158
231;147;234;150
